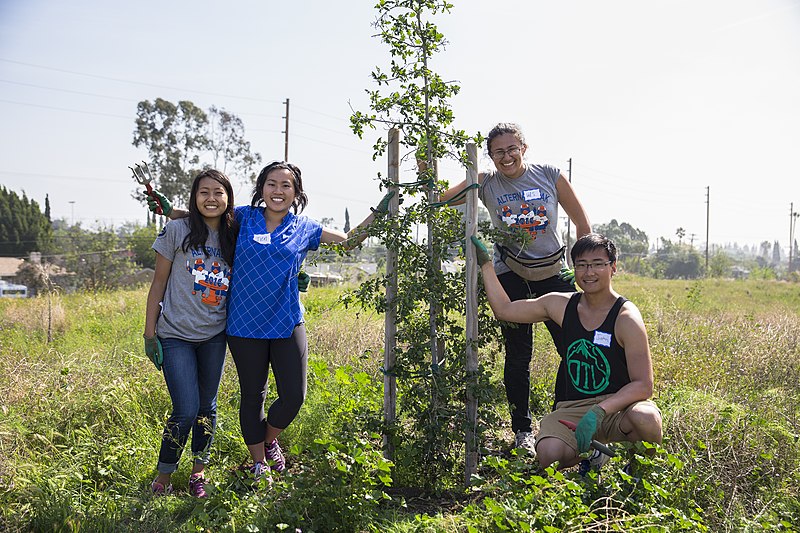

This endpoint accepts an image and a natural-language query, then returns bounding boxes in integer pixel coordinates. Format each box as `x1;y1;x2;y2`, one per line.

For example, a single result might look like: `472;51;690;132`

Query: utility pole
790;203;799;273
566;158;572;266
282;98;290;161
705;186;710;273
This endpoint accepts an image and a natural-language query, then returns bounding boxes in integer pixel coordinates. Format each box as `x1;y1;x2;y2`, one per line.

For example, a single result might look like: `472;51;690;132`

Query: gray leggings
228;325;308;445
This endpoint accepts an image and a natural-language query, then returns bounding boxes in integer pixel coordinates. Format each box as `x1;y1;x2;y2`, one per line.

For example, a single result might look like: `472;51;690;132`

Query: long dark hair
182;169;238;266
251;161;308;213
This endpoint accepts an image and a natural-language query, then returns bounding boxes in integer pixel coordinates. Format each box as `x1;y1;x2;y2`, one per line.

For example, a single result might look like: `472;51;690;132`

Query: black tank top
555;293;630;403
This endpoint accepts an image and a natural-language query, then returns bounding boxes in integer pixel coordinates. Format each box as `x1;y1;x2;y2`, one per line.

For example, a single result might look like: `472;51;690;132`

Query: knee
536;437;578;469
626;405;663;443
283;388;306;414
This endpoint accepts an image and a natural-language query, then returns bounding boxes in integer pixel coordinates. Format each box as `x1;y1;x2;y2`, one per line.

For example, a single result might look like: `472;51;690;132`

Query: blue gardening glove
470;235;491;267
371;190;395;215
143;334;164;371
145;189;172;217
298;270;310;293
575;405;606;453
559;267;575;288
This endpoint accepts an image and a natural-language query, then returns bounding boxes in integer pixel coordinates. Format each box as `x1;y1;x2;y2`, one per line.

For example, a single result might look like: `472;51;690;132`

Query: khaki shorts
535;394;661;453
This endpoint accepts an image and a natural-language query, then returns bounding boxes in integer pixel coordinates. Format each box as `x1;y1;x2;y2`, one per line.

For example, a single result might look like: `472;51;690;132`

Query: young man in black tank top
472;233;662;470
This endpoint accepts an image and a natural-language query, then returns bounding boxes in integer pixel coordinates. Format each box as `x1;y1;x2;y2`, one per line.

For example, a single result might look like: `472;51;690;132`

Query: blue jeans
157;332;227;474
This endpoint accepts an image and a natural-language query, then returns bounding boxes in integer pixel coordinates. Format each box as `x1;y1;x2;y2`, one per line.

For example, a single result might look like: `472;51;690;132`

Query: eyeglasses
573;261;613;272
490;146;521;160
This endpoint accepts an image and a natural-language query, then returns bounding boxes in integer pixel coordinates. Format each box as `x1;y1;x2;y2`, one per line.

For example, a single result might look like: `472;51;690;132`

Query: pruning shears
129;161;164;215
558;419;617;457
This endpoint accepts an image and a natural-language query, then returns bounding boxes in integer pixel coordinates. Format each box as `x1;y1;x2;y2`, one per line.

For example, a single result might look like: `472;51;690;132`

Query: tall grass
0;277;798;531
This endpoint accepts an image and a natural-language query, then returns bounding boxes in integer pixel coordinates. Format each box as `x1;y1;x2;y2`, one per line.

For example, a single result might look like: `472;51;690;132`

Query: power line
0;98;131;119
0;58;283;104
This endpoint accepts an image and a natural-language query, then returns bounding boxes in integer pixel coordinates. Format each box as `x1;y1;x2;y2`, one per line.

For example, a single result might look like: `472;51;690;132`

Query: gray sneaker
514;431;537;455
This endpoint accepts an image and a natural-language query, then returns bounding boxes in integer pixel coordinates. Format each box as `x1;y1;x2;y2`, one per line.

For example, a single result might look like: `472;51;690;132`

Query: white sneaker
514;431;537;455
578;449;610;476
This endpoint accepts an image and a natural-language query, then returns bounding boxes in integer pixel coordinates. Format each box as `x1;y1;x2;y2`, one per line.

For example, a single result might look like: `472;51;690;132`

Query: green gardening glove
470;235;491;267
146;189;173;217
297;270;310;293
575;405;606;453
371;190;395;215
559;267;576;288
143;334;164;371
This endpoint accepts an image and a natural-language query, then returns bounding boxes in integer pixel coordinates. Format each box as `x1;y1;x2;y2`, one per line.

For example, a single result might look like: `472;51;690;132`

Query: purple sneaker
188;473;208;498
250;461;271;481
265;439;286;473
151;479;173;496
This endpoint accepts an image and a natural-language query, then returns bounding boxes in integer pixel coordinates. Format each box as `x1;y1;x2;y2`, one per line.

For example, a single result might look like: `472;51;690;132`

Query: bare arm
320;211;377;250
595;302;654;415
556;174;591;238
166;208;188;220
479;260;568;325
144;253;172;337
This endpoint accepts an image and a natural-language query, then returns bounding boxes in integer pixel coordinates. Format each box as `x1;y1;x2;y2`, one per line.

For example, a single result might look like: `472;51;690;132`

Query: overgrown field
0;276;798;531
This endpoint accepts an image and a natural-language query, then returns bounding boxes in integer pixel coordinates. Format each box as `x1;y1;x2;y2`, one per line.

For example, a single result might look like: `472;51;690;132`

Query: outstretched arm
321;190;394;249
471;236;566;325
416;159;486;207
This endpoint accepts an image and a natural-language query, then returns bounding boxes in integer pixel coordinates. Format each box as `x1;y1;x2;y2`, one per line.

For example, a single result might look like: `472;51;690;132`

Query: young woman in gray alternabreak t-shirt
421;123;592;455
143;169;238;498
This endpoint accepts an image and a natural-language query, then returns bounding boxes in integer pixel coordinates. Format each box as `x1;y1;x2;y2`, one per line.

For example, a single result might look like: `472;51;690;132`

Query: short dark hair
571;233;617;264
251;161;308;213
486;122;527;156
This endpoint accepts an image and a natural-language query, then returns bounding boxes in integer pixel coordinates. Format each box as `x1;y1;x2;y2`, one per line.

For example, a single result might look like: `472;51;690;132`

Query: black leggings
228;325;308;445
498;272;574;433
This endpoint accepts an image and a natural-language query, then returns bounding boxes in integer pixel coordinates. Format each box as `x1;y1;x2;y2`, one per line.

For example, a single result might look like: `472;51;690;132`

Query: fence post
464;142;479;485
383;128;400;459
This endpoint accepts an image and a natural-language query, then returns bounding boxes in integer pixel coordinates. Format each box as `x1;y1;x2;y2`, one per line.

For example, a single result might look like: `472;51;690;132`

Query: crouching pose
472;233;662;470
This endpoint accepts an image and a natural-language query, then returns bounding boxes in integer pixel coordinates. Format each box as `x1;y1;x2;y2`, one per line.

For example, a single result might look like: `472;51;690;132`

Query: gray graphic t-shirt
152;219;231;342
478;163;563;275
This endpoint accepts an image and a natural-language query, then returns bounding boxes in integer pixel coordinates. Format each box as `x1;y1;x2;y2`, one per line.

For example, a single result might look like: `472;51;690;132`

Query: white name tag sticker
523;188;541;201
253;233;271;245
593;331;612;347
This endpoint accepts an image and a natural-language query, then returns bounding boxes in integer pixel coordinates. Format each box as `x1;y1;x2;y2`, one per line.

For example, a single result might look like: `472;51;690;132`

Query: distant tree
708;250;733;278
647;238;703;279
118;223;158;270
44;194;51;222
0;186;52;257
759;240;771;258
594;219;648;273
772;240;781;265
133;98;261;209
208;106;262;182
675;227;686;244
344;208;351;233
51;225;134;290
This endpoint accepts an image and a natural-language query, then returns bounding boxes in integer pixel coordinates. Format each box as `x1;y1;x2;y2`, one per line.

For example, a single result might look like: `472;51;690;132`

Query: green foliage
594;219;648;274
0;186;52;257
133;98;261;209
347;0;486;490
1;281;800;530
122;223;158;270
50;224;136;290
646;238;704;279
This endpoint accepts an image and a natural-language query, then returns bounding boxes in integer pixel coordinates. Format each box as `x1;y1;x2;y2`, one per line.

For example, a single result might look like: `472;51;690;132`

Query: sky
1;0;799;251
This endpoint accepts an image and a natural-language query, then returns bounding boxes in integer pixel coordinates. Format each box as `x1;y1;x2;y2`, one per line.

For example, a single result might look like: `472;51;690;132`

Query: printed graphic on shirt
566;338;611;395
186;248;231;307
496;189;551;240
